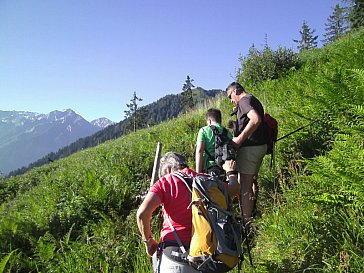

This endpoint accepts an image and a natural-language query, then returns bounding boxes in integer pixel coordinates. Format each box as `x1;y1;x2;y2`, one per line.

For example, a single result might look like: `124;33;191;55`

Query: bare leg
252;175;258;197
239;173;255;221
251;175;259;216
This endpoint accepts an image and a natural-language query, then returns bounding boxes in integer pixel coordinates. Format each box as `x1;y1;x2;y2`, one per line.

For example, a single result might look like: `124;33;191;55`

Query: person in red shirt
136;152;239;272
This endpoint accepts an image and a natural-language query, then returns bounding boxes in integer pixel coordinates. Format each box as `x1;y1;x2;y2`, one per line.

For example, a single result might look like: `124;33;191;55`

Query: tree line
294;0;363;51
8;86;221;177
237;0;364;89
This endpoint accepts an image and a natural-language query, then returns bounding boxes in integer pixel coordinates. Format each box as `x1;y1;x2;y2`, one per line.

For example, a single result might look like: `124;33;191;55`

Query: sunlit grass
0;29;363;272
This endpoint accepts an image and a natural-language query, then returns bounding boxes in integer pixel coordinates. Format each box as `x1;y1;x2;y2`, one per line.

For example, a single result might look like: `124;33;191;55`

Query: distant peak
90;117;115;129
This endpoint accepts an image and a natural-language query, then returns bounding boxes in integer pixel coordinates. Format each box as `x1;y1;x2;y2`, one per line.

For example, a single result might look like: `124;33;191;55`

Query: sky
0;0;340;123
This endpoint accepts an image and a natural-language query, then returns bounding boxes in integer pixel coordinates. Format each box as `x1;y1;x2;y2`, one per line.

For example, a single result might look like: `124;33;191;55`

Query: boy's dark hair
206;108;222;124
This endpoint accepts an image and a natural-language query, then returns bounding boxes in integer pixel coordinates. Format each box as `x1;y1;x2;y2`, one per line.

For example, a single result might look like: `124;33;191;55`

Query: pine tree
323;4;349;45
293;21;319;52
124;91;143;132
348;0;364;30
135;106;149;129
181;75;195;110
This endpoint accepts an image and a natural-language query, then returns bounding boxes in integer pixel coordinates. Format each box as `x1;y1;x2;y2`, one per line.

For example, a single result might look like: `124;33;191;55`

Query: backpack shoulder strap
166;171;194;254
173;171;192;193
205;125;220;161
211;125;231;141
163;207;187;254
204;148;214;161
210;124;220;136
221;127;228;136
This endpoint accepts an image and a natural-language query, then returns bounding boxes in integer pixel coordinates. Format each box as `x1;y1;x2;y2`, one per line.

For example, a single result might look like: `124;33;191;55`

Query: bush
237;44;301;89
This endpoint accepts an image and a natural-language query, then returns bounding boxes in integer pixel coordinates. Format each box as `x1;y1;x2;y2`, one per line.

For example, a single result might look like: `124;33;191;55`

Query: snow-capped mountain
90;117;115;129
0;109;111;175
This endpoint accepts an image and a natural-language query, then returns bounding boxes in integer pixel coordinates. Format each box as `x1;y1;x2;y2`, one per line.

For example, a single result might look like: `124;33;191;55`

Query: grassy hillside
251;30;364;272
1;30;363;272
9;88;222;177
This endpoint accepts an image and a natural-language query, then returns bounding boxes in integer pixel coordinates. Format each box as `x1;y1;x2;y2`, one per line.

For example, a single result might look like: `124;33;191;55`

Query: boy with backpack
195;108;235;178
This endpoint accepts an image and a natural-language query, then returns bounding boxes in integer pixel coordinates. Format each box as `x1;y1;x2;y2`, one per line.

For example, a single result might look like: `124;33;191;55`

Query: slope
8;88;222;177
0;30;363;272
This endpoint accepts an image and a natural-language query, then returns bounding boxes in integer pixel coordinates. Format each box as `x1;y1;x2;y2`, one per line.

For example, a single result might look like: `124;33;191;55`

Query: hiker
136;152;239;273
195;108;233;177
226;82;267;225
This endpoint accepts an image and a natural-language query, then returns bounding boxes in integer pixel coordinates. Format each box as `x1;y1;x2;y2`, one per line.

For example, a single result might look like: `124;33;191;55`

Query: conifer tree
293;21;319;51
348;0;364;30
124;91;143;132
181;75;195;109
323;4;349;45
135;106;149;129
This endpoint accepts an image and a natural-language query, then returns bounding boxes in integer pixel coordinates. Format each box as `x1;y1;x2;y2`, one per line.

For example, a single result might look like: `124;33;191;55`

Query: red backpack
264;113;278;155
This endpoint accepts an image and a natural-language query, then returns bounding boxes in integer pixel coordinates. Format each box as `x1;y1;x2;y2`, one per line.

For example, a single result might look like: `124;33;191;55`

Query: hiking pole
272;141;277;193
150;142;162;187
276;116;324;143
272;116;324;202
237;194;253;267
149;142;163;271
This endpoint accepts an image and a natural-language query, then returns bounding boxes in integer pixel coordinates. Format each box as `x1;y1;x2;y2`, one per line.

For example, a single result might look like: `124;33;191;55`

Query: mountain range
5;88;223;177
0;109;114;175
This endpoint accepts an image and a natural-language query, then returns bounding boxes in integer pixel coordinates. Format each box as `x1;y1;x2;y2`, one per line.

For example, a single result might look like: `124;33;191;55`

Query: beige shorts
236;144;267;175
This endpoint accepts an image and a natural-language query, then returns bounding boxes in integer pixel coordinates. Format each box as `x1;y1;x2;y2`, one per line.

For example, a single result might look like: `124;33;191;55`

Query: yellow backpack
172;172;242;273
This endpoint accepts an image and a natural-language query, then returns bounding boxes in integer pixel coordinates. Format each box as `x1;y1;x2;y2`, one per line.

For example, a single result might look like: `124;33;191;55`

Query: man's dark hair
226;82;245;94
206;108;222;124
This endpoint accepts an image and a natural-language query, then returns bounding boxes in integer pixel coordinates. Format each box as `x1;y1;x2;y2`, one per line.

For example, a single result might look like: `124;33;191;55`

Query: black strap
173;171;192;193
210;125;229;139
210;124;219;135
226;170;238;176
204;148;214;162
160;240;189;249
162;246;189;264
204;125;227;164
203;125;219;162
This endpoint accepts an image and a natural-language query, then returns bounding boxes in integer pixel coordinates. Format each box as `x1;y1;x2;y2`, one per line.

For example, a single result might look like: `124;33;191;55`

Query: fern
0;250;16;273
0;29;363;273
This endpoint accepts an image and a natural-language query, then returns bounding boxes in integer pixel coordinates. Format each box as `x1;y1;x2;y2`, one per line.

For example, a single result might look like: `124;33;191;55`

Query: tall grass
0;30;363;272
248;30;364;272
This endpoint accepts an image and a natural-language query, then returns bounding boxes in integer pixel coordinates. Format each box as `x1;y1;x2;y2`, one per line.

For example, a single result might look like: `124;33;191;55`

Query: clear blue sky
0;0;340;122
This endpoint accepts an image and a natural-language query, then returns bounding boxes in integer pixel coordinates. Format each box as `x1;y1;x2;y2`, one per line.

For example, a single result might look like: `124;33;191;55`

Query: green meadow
1;30;363;272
